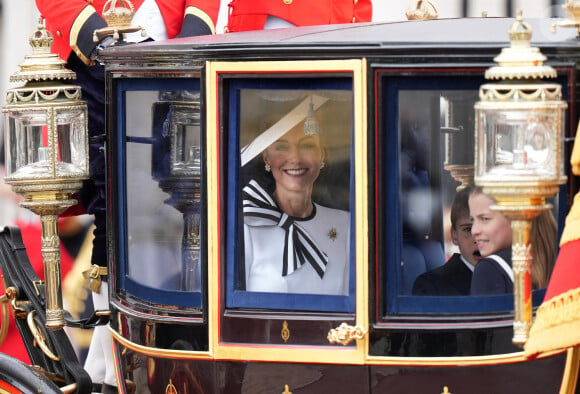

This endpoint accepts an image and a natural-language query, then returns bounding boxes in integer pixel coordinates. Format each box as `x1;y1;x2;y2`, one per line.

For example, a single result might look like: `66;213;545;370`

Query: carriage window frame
221;75;357;314
376;70;569;319
115;77;204;309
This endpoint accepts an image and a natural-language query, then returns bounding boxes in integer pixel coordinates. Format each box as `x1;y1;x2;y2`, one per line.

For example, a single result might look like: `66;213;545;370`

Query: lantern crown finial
9;17;76;84
102;0;136;28
405;0;439;21
93;0;145;43
29;18;53;56
485;13;557;81
508;11;532;48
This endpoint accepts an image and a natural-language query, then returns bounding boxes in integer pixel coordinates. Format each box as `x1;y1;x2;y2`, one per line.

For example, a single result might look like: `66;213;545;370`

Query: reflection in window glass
125;90;202;292
399;90;479;296
239;89;352;296
397;89;557;301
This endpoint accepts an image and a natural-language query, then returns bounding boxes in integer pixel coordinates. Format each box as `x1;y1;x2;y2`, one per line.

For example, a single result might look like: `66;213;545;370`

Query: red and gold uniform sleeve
226;0;372;32
183;0;219;35
36;0;220;65
156;0;220;37
35;0;109;65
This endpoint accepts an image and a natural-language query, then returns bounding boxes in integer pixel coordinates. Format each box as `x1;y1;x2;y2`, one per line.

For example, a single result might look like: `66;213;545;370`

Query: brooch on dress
328;228;337;240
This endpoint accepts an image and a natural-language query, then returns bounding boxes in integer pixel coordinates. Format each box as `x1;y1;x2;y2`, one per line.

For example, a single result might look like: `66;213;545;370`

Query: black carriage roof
103;17;580;63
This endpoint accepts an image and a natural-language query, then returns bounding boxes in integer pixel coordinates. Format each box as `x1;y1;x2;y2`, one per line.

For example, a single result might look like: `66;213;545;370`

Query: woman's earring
265;163;271;172
320;161;325;169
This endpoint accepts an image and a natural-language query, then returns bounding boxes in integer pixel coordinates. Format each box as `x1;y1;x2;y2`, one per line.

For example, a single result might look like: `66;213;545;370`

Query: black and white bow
242;180;328;278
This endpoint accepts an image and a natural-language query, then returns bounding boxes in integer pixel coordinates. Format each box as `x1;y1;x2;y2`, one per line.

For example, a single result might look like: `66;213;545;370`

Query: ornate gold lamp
552;0;580;34
2;20;89;329
473;14;567;346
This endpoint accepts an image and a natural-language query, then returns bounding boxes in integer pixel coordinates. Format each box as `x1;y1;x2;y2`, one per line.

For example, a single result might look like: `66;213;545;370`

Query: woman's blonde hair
530;210;557;289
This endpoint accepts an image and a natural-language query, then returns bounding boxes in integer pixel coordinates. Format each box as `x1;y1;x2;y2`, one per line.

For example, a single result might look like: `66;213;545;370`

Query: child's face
469;192;513;257
451;211;481;266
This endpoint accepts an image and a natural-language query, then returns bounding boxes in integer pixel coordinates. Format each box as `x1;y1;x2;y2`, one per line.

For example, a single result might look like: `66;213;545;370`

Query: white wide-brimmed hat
240;94;329;167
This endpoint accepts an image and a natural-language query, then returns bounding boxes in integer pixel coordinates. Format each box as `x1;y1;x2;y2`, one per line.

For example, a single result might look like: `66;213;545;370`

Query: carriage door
206;59;370;389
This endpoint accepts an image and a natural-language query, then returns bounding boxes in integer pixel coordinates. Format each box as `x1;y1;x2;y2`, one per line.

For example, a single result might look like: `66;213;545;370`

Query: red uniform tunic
225;0;372;32
36;0;220;64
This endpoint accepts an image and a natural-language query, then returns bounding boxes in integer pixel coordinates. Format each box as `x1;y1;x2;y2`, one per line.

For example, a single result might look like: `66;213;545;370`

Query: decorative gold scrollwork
0;286;17;345
26;310;59;361
281;384;292;394
327;322;367;346
281;320;290;343
165;378;177;394
441;386;452;394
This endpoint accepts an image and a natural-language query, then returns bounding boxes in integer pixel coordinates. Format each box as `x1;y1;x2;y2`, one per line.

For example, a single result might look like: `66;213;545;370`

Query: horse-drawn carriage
2;4;580;393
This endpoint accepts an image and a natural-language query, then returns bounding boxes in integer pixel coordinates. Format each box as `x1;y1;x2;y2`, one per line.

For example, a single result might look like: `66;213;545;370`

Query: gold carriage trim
525;287;580;356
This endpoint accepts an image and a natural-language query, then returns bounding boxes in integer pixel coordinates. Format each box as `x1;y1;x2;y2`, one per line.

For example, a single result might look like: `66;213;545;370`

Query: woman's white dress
244;203;350;295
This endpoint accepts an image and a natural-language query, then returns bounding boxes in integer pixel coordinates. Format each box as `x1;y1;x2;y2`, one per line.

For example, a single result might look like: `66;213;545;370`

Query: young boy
413;186;481;296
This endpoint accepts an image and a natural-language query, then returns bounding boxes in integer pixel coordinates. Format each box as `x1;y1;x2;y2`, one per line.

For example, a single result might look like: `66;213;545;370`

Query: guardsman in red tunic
225;0;372;32
36;0;220;64
34;1;219;392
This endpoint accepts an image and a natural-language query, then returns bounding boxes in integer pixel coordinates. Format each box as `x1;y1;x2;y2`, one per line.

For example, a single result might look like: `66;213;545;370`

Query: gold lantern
473;14;567;346
2;19;89;329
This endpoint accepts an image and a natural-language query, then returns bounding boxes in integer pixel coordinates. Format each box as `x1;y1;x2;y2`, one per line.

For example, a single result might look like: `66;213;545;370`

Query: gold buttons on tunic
283;0;292;4
57;30;62;37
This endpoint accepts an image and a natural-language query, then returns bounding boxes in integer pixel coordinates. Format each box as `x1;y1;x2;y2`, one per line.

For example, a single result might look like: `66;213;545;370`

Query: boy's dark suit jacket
412;253;472;296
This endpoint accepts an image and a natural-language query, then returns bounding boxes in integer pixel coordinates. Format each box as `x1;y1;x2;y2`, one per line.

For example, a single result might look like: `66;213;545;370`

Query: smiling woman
240;92;351;296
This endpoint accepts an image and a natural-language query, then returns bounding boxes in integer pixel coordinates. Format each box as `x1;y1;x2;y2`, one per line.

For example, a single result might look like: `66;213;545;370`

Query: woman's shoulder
314;203;349;216
313;203;349;223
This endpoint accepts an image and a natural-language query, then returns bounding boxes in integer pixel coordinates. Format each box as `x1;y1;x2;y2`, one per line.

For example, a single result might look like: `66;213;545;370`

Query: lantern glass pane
55;108;87;177
477;108;562;180
172;106;201;175
5;110;49;178
441;92;478;167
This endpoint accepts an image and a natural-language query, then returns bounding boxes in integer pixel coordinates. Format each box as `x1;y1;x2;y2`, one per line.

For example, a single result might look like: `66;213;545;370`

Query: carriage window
225;79;355;313
381;74;560;316
398;89;477;296
118;79;203;308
